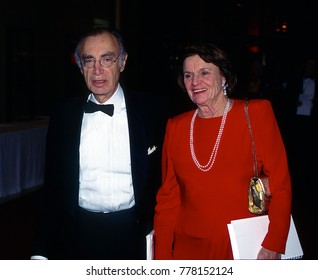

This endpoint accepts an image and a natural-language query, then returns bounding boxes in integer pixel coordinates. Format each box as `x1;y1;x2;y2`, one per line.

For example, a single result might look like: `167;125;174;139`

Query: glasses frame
81;54;119;68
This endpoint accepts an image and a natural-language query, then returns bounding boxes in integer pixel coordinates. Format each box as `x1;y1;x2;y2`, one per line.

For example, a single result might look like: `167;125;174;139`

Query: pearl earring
222;83;227;96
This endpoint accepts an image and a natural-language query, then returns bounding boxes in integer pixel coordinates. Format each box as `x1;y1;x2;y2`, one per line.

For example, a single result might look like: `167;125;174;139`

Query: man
31;27;169;260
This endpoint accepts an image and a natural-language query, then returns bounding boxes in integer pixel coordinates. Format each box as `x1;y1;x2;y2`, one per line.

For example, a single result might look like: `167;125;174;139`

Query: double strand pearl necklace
190;99;231;172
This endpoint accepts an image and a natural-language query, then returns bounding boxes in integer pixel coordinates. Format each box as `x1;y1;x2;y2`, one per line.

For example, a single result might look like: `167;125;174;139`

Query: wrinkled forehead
80;32;119;58
183;55;218;70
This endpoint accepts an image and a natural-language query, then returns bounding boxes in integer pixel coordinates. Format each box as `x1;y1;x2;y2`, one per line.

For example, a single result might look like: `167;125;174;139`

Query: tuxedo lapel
56;97;86;214
124;93;148;199
70;100;86;211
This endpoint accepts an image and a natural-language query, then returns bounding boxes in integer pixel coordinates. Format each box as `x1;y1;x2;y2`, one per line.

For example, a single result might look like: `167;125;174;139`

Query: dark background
0;0;317;260
1;0;317;122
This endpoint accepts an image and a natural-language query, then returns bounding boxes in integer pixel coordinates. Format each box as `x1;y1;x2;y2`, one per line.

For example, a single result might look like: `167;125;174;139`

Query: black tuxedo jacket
32;88;169;258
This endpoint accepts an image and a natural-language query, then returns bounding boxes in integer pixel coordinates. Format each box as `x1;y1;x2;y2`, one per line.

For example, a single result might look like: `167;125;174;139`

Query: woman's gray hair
177;43;237;96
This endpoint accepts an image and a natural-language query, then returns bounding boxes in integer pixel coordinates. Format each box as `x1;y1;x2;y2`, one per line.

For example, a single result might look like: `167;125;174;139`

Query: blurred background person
280;54;318;222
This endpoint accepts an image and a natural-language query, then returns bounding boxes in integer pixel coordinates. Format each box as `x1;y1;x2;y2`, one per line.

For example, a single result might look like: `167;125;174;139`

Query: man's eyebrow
101;52;116;57
81;54;94;59
82;52;116;59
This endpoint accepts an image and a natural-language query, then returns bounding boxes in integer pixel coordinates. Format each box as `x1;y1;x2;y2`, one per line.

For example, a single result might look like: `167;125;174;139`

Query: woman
154;43;292;260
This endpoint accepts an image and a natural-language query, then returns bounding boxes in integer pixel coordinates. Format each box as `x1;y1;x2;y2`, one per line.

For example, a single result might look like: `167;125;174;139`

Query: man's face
80;32;127;103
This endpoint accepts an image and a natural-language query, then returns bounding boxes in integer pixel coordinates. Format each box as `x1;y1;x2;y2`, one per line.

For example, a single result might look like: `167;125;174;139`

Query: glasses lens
81;54;118;68
82;58;95;68
100;55;117;67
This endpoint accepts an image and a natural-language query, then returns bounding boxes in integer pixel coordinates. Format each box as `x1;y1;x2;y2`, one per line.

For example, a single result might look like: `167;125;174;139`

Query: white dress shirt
78;85;135;212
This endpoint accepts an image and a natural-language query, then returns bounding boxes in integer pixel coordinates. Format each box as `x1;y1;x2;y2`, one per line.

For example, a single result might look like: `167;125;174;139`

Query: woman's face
183;55;225;106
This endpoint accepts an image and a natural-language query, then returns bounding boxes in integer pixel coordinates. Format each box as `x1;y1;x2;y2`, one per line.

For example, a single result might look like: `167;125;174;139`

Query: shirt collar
87;84;125;114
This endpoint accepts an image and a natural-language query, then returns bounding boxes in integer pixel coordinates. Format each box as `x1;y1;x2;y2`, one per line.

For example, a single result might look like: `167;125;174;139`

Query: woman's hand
257;247;281;260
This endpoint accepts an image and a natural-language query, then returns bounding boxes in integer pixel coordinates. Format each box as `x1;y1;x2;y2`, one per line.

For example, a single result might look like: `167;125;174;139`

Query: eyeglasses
81;54;119;68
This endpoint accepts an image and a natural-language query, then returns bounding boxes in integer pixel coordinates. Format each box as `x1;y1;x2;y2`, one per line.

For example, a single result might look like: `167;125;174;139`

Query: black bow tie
84;101;114;116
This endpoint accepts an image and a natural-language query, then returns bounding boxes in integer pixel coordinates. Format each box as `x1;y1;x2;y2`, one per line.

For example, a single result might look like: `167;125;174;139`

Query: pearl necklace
190;99;231;172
